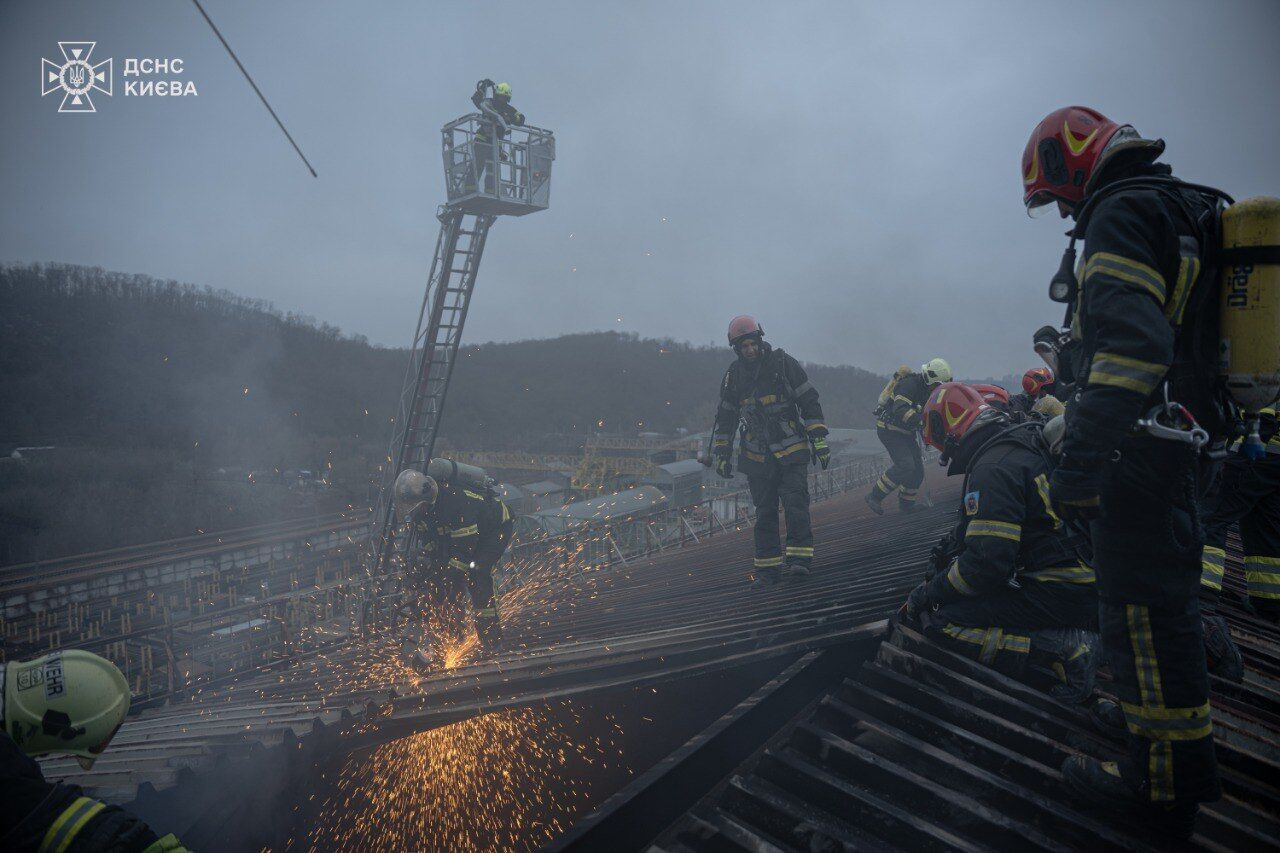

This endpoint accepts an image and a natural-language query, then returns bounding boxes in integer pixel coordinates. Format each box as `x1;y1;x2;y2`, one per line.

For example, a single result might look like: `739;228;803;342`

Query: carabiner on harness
1135;386;1208;449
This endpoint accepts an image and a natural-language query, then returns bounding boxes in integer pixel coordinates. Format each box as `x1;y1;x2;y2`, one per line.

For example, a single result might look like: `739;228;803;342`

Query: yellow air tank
1220;196;1280;456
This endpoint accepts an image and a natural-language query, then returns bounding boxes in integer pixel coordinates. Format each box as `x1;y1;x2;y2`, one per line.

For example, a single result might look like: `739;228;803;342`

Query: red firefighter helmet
1022;366;1055;396
922;382;995;454
727;315;763;346
1022;106;1122;215
972;383;1010;405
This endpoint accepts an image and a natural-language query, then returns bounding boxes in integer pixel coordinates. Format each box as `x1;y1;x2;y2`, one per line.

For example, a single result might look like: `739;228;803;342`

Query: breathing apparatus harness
1048;176;1235;457
954;418;1091;578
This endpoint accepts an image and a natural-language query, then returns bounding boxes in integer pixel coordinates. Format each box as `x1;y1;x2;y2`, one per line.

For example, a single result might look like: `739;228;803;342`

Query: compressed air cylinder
427;457;489;487
1220;197;1280;413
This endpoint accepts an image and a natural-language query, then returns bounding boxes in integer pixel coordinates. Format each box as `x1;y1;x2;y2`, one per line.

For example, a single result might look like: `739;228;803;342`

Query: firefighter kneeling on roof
899;383;1104;708
712;316;830;586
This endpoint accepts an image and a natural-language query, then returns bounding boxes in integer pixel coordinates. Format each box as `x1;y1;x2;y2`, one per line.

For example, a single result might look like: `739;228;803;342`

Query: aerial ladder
357;111;555;627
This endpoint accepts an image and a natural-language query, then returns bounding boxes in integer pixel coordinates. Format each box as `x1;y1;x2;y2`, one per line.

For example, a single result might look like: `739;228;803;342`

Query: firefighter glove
902;581;932;624
715;457;733;479
1049;459;1102;523
812;436;831;469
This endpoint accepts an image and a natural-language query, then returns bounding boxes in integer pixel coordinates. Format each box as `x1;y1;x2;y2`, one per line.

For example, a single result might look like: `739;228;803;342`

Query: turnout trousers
1092;440;1219;805
748;462;813;571
1200;455;1280;620
466;517;514;638
927;574;1098;680
871;428;924;509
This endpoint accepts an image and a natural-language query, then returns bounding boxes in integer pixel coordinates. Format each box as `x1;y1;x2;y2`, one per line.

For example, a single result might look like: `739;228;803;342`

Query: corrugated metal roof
655;459;706;478
522;479;569;495
640;547;1280;851
532;486;669;523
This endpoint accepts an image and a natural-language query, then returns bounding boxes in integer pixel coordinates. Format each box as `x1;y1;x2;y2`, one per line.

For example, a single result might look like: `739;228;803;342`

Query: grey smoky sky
2;0;1278;378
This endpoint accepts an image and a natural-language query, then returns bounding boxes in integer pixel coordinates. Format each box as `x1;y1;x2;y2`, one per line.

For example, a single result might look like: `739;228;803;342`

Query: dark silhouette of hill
0;263;884;561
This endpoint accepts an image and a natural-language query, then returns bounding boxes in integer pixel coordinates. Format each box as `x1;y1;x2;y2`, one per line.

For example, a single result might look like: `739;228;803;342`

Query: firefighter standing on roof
712;316;830;585
1024;105;1233;837
866;358;951;514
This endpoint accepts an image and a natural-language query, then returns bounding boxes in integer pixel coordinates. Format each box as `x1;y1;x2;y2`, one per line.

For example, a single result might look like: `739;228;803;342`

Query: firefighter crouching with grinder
900;384;1103;708
865;358;952;515
2;650;187;852
1022;104;1256;837
712;316;830;586
395;464;514;662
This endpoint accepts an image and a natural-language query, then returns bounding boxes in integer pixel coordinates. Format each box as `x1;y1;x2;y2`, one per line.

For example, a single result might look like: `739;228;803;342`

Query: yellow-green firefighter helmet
920;357;953;385
2;650;130;769
494;82;513;98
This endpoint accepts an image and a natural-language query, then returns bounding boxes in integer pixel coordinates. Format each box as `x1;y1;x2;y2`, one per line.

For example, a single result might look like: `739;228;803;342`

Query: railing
498;456;887;589
3;455;885;705
441;114;555;214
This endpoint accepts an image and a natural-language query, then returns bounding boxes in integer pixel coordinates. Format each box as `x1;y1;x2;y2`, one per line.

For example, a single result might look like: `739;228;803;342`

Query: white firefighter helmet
394;468;438;518
1043;414;1067;455
921;357;953;385
2;650;131;770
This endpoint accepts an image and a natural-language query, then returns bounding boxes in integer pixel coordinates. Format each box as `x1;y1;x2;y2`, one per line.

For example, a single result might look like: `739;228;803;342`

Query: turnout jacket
471;91;525;141
1;731;179;852
713;343;827;473
925;425;1092;607
1062;163;1223;469
413;481;511;571
874;370;931;433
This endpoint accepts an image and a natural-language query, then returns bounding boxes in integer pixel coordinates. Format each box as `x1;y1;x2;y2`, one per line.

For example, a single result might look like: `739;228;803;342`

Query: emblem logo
964;491;980;516
41;42;113;113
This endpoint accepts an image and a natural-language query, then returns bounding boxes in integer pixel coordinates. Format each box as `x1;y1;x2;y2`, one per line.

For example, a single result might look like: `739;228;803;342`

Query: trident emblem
41;42;112;113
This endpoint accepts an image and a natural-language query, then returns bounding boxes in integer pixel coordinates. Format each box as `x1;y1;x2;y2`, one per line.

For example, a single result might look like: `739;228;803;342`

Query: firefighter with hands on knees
712;316;830;586
394;465;514;663
2;650;188;853
1024;104;1239;837
899;384;1103;707
866;358;952;515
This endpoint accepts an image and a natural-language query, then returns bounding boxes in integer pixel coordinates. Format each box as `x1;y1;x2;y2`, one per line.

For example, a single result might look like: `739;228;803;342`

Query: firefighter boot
1061;755;1198;840
476;613;505;656
864;492;885;516
1202;613;1244;683
1087;696;1127;741
782;561;811;580
751;565;782;589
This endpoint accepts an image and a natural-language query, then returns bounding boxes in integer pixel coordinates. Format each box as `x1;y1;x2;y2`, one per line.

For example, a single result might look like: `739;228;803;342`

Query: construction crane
359;112;555;599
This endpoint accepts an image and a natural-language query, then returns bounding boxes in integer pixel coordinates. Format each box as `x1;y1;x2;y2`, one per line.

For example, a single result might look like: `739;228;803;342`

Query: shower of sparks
305;703;624;851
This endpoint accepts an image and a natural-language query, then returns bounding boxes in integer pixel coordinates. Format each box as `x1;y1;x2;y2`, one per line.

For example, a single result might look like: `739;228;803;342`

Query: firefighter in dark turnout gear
1034;325;1083;401
1009;366;1057;416
1024;105;1229;835
395;469;514;655
1201;406;1280;624
903;385;1099;701
469;79;526;194
866;357;952;514
713;316;829;584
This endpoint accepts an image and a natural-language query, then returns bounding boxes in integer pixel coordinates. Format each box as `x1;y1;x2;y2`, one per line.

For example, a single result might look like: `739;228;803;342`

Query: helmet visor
1025;190;1060;218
